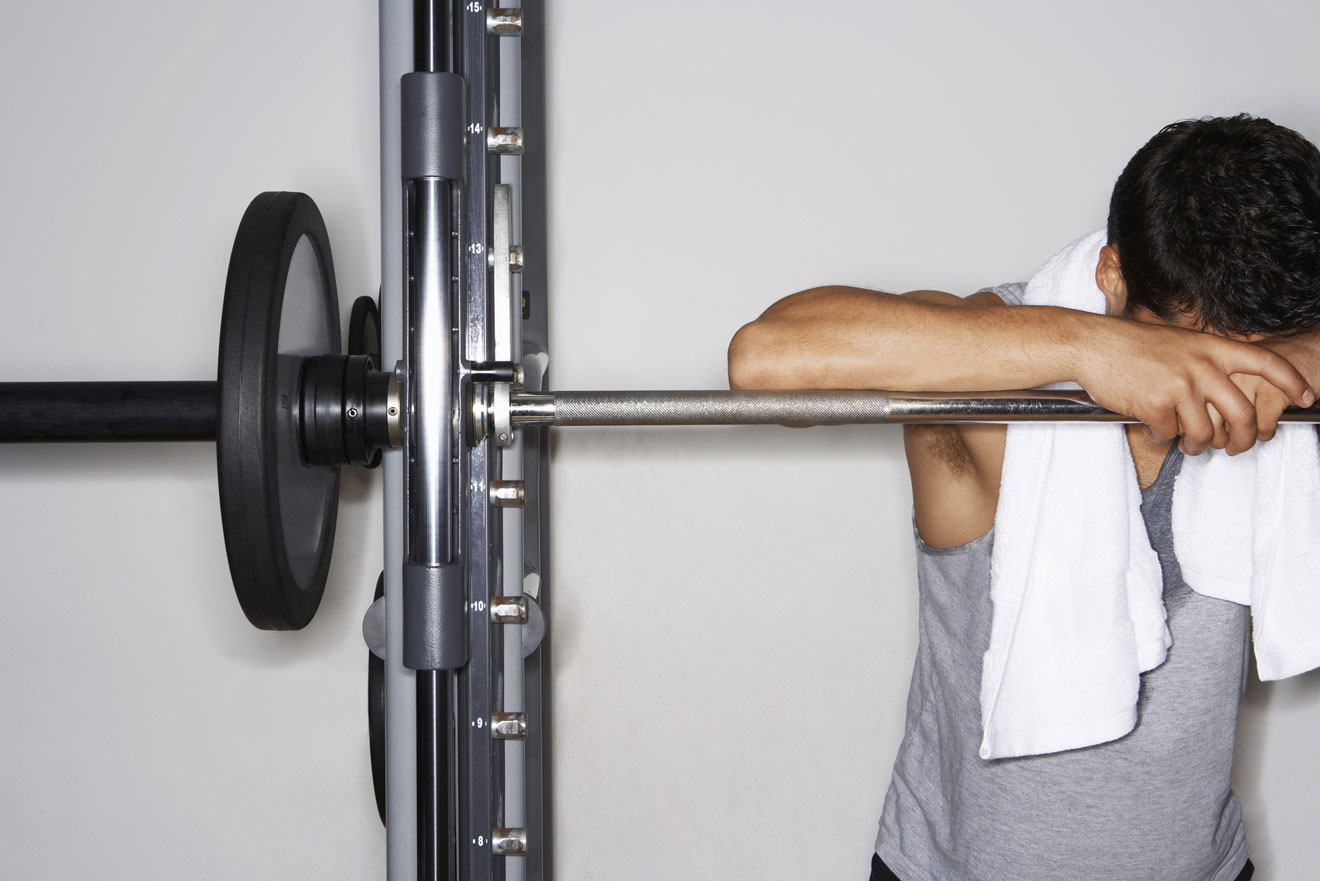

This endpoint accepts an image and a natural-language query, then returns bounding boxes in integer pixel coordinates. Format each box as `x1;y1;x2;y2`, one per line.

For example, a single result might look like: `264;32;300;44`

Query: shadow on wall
0;441;381;669
1234;658;1320;874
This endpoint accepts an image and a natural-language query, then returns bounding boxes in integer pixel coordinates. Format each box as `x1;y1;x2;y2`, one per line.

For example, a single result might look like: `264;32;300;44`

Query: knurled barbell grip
499;388;1320;427
0;382;218;442
503;389;1124;426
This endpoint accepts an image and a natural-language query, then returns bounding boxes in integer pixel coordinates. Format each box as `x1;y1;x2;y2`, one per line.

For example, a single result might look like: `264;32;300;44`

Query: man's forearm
727;286;1104;393
729;284;1315;455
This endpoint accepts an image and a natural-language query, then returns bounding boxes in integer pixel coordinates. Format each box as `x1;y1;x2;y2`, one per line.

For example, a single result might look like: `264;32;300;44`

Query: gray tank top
876;401;1252;879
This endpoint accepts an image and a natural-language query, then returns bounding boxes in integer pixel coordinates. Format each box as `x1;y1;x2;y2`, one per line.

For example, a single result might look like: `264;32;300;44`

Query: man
727;116;1320;881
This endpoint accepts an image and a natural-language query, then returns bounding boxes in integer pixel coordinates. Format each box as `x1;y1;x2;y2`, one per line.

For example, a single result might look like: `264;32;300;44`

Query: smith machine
7;2;1320;880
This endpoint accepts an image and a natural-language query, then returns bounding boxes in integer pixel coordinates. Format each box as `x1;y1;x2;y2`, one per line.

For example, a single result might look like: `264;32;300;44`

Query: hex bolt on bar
471;386;1320;439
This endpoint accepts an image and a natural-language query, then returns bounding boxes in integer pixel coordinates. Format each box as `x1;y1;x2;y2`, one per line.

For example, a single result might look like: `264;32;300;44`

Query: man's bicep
902;288;1007;308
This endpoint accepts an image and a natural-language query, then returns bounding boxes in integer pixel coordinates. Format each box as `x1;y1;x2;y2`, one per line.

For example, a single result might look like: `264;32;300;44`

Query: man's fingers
1205;402;1230;452
1226;345;1316;408
1228;371;1287;445
1202;375;1259;454
1175;400;1217;456
1256;388;1286;443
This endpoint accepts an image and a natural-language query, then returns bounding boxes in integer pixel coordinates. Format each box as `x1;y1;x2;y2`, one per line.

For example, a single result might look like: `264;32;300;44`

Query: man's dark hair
1107;114;1320;336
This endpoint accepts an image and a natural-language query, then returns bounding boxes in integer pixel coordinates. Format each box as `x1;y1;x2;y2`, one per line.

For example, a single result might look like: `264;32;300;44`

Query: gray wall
0;2;386;877
1;1;1317;879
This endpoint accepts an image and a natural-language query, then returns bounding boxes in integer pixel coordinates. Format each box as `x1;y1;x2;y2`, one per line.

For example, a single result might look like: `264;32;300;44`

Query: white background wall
1;1;1317;879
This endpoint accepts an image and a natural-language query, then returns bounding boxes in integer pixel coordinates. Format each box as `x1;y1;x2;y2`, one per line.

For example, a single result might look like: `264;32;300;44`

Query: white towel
1174;431;1320;679
979;231;1320;760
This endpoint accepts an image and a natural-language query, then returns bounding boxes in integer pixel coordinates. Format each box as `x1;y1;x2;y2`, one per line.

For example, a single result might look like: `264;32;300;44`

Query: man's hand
1077;318;1316;456
1228;329;1320;446
1224;372;1293;448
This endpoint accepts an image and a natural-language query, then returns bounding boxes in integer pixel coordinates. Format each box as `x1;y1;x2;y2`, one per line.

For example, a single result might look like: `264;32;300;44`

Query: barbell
11;191;1320;634
468;387;1320;434
0;191;399;631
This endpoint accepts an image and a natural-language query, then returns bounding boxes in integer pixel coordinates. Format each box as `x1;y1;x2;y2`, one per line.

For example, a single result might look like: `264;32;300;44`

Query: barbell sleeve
504;389;1320;427
0;382;218;442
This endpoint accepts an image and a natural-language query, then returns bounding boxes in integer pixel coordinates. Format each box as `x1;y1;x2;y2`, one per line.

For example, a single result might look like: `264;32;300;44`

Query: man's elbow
728;286;847;389
728;320;788;389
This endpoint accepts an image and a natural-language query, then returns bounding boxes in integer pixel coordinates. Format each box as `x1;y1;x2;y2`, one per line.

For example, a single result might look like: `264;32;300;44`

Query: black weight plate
349;293;382;368
368;572;386;825
217;192;341;630
349;294;383;469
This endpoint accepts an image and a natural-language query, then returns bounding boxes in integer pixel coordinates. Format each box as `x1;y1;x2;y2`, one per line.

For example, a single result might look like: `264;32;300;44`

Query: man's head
1099;114;1320;337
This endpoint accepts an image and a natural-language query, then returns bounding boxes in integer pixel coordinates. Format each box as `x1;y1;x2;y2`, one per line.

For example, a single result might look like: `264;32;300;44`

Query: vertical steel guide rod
404;3;460;881
411;175;453;881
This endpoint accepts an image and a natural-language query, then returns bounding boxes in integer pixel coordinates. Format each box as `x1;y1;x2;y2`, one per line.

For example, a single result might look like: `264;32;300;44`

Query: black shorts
868;853;1255;881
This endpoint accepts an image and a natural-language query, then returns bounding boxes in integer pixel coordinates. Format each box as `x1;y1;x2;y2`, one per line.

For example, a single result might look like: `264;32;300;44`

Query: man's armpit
908;424;975;475
905;423;1003;548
